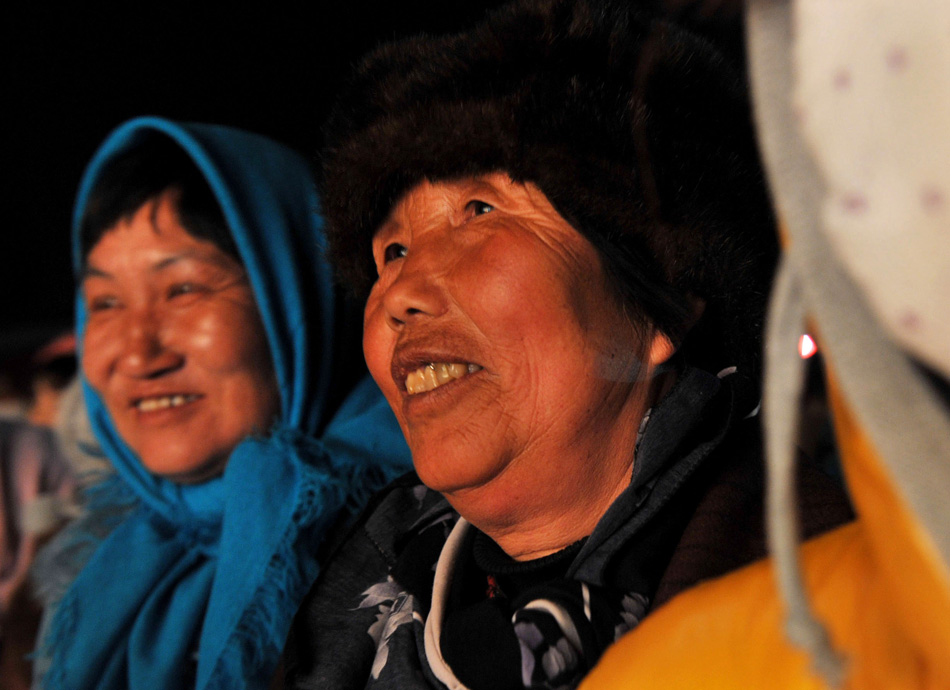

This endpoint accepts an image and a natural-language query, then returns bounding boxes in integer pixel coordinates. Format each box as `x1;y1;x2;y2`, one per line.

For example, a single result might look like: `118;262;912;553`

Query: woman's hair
79;135;239;263
319;0;777;382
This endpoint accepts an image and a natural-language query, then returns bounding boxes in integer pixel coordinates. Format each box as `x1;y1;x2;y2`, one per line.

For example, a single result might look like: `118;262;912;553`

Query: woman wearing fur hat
285;1;852;688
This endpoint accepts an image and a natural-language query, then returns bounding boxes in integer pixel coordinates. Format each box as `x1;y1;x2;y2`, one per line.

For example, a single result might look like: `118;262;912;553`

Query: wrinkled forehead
373;172;571;236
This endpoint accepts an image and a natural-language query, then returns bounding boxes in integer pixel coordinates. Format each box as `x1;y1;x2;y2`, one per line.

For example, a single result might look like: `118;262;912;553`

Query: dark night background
2;2;743;391
1;2;511;386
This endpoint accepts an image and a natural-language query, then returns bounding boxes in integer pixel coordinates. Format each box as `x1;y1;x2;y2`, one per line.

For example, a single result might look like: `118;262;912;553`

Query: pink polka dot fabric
793;1;950;377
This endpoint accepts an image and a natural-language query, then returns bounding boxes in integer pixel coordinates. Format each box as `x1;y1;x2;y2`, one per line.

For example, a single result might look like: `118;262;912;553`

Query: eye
465;200;494;217
168;282;200;298
383;243;408;264
88;295;119;313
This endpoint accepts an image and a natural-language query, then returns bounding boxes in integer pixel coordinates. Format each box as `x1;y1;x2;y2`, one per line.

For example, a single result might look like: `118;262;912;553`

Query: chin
412;447;501;497
411;450;462;493
160;462;228;485
142;450;230;485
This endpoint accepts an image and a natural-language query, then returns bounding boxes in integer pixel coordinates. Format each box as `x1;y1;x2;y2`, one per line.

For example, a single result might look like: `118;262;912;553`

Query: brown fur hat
320;0;776;380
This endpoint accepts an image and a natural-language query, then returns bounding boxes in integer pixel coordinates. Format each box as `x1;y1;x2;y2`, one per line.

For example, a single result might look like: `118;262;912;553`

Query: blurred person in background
2;335;77;690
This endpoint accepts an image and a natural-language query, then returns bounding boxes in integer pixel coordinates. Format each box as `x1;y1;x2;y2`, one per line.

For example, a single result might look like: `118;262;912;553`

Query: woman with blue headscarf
32;117;412;689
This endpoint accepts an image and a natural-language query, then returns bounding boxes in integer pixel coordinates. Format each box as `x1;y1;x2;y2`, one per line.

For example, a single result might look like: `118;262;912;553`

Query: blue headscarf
39;117;411;689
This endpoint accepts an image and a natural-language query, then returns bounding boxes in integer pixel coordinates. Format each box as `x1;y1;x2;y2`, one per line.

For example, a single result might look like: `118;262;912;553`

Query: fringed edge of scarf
203;426;402;690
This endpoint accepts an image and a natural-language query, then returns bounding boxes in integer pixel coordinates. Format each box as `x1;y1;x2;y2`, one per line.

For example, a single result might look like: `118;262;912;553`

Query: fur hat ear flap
321;0;777;381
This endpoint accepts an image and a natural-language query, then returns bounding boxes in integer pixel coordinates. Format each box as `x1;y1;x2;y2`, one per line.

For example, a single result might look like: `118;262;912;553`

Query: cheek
459;240;531;316
81;320;119;390
182;305;268;374
461;240;578;355
460;239;615;418
201;308;280;428
362;295;398;400
80;344;103;391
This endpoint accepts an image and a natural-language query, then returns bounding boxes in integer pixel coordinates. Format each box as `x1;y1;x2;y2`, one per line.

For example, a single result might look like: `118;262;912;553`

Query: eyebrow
79;266;112;282
153;254;195;271
371;218;403;251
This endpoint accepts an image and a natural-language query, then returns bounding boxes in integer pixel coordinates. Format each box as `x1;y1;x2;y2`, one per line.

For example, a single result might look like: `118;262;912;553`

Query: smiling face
81;190;280;483
363;173;675;558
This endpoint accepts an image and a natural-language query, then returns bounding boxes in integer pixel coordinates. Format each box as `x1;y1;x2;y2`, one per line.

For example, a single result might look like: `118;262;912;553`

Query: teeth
136;394;199;412
405;362;482;395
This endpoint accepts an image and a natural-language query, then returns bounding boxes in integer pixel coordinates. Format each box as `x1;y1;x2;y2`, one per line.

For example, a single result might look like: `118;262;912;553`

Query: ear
646;330;677;367
646;294;706;367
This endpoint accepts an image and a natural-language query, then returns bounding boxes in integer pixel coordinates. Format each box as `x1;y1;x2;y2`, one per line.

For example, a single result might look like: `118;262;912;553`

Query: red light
799;334;817;359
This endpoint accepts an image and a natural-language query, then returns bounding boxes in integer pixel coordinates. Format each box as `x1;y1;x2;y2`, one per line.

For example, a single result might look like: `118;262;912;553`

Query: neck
456;471;633;561
446;367;677;561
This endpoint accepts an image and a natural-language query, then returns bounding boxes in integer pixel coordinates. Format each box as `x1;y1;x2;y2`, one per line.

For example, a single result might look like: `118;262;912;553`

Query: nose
380;242;449;331
116;309;184;379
